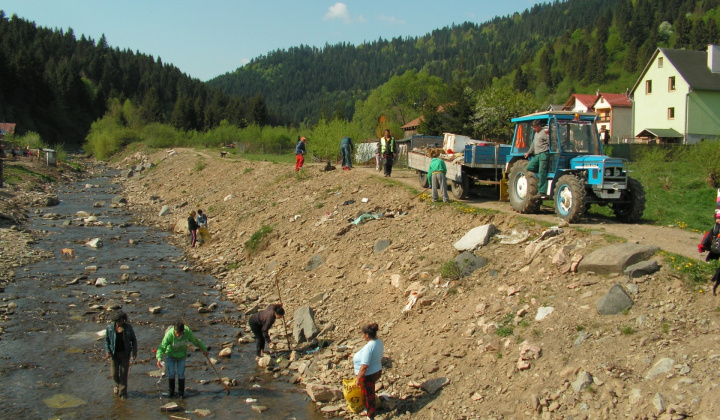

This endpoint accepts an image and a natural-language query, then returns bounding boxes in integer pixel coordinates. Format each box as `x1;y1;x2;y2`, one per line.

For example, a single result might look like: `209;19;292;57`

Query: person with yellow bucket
196;209;211;245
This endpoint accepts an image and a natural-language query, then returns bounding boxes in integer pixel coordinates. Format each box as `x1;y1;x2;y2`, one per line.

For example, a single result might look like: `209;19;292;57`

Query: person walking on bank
295;136;307;172
248;304;285;359
524;120;550;197
156;322;209;399
340;137;354;170
427;157;450;203
104;310;137;399
354;323;384;420
378;129;396;177
188;211;199;248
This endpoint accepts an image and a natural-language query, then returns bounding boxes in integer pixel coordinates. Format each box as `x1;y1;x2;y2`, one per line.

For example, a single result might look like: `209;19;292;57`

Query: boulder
112;196;127;205
596;283;634;315
578;243;659;274
305;255;325;271
293;305;319;343
572;371;593;392
95;278;108;287
159;205;170;217
624;260;660;278
645;358;674;380
305;383;342;402
453;251;487;277
218;347;232;357
86;238;103;248
374;239;392;254
453;224;497;251
420;377;450;395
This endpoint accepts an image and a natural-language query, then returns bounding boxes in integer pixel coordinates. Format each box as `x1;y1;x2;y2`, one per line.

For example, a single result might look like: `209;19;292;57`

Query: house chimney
709;44;720;73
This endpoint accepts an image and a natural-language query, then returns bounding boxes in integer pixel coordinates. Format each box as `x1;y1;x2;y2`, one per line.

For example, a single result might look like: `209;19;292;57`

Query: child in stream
156;322;208;398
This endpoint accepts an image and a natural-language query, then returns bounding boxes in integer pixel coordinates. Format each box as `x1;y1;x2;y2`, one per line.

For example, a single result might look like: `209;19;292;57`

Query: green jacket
156;325;207;361
427;158;447;184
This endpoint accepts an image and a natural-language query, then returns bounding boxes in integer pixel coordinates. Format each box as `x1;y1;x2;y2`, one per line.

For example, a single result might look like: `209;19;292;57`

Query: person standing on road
353;323;384;420
104;310;137;399
188;211;199;248
524;120;550;197
378;129;397;177
698;200;720;295
295;136;307;172
340;137;354;170
156;322;209;399
374;143;381;171
248;304;285;359
427;157;450;203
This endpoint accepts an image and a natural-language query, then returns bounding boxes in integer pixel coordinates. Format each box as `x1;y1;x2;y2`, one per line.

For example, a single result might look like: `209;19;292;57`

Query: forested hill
0;11;266;145
209;0;719;125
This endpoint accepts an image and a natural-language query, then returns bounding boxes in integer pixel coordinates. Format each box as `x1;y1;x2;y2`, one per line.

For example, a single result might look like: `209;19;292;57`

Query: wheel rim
557;185;573;215
515;174;528;199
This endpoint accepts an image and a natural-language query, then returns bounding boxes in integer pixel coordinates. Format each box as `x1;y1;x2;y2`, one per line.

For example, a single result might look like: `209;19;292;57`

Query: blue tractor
506;111;645;223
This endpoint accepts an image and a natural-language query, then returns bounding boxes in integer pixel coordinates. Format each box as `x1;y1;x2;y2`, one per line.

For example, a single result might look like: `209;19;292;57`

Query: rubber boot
178;379;185;399
168;378;176;398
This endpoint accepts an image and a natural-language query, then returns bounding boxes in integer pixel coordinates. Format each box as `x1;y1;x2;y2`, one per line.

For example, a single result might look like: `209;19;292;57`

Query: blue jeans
166;356;186;380
341;145;353;167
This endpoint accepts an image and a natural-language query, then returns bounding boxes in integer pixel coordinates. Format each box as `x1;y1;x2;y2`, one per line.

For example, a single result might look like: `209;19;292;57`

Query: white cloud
378;15;405;25
324;2;354;23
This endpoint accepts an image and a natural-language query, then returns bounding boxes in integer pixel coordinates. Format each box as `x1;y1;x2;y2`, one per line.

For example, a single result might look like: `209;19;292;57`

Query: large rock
596;283;634;315
453;251;487;277
578;243;659;274
374;239;392;254
572;371;593;392
420;377;450;395
453;224;497;251
86;238;103;248
305;255;325;271
111;196;127;205
305;383;342;402
624;260;660;278
159;205;170;217
174;218;189;234
293;305;319;343
645;358;674;380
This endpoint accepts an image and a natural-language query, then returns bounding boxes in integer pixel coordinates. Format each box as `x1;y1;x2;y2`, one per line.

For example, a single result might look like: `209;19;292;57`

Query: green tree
473;85;539;141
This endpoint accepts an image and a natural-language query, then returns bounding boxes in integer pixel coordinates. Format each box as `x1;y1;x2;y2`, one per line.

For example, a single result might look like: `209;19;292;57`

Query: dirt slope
120;149;720;420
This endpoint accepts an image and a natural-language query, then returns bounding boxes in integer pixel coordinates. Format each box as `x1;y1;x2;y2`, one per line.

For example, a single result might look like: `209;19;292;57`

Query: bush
684;138;720;188
244;225;274;257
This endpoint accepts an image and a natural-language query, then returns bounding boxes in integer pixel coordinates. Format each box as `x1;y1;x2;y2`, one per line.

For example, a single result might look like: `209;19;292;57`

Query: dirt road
383;166;704;261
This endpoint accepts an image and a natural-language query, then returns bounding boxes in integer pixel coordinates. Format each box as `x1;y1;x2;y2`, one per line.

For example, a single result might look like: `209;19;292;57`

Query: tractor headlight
604;168;612;177
615;168;623;177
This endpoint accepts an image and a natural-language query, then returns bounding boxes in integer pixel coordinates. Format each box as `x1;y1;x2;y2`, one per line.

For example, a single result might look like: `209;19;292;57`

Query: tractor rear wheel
451;173;469;199
418;171;429;188
508;160;541;214
612;177;645;223
554;174;586;223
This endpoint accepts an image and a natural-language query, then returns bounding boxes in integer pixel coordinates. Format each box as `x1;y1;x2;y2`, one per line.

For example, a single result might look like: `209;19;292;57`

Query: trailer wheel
612;177;645;223
451;173;469;199
508;160;541;213
554;174;586;223
418;171;429;188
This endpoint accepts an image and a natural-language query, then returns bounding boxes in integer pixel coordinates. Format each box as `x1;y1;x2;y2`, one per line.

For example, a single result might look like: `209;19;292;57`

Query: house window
658;57;663;68
646;80;653;94
668;107;675;120
668;76;675;91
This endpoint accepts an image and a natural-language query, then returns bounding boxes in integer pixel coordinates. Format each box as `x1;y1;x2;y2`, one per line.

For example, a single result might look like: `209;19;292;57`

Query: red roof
401;116;423;129
0;123;16;135
596;93;632;108
562;94;597;110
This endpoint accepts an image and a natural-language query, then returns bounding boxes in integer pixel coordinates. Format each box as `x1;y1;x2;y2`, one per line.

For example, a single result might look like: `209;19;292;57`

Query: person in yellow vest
377;129;397;177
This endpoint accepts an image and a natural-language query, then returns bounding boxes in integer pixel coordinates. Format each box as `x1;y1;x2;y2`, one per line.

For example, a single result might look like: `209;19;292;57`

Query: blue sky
4;1;544;81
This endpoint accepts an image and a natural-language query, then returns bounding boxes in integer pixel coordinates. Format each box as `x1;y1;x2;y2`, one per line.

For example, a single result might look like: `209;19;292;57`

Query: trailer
409;136;512;199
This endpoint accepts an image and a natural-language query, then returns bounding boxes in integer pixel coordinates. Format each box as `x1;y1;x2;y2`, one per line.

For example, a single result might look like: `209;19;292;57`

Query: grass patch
619;326;634;335
294;168;311;181
315;202;324;209
439;260;462;280
661;250;719;287
194;158;206;172
495;327;514;337
241;153;296;164
661;322;670;334
244;225;274;258
576;325;585;332
243;168;254;174
226;262;241;270
3;164;56;185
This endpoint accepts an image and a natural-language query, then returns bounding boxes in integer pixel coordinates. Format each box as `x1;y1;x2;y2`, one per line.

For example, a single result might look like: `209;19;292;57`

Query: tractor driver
524;119;550;197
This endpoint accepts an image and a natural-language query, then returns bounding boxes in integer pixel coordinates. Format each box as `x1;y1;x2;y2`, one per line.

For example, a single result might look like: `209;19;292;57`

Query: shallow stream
0;169;324;419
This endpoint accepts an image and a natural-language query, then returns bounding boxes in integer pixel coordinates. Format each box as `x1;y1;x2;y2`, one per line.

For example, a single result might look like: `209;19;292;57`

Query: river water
0;169;325;419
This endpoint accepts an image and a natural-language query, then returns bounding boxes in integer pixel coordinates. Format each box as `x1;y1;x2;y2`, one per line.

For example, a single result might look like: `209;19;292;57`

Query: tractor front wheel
508;160;541;214
554;174;586;223
612;177;645;223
